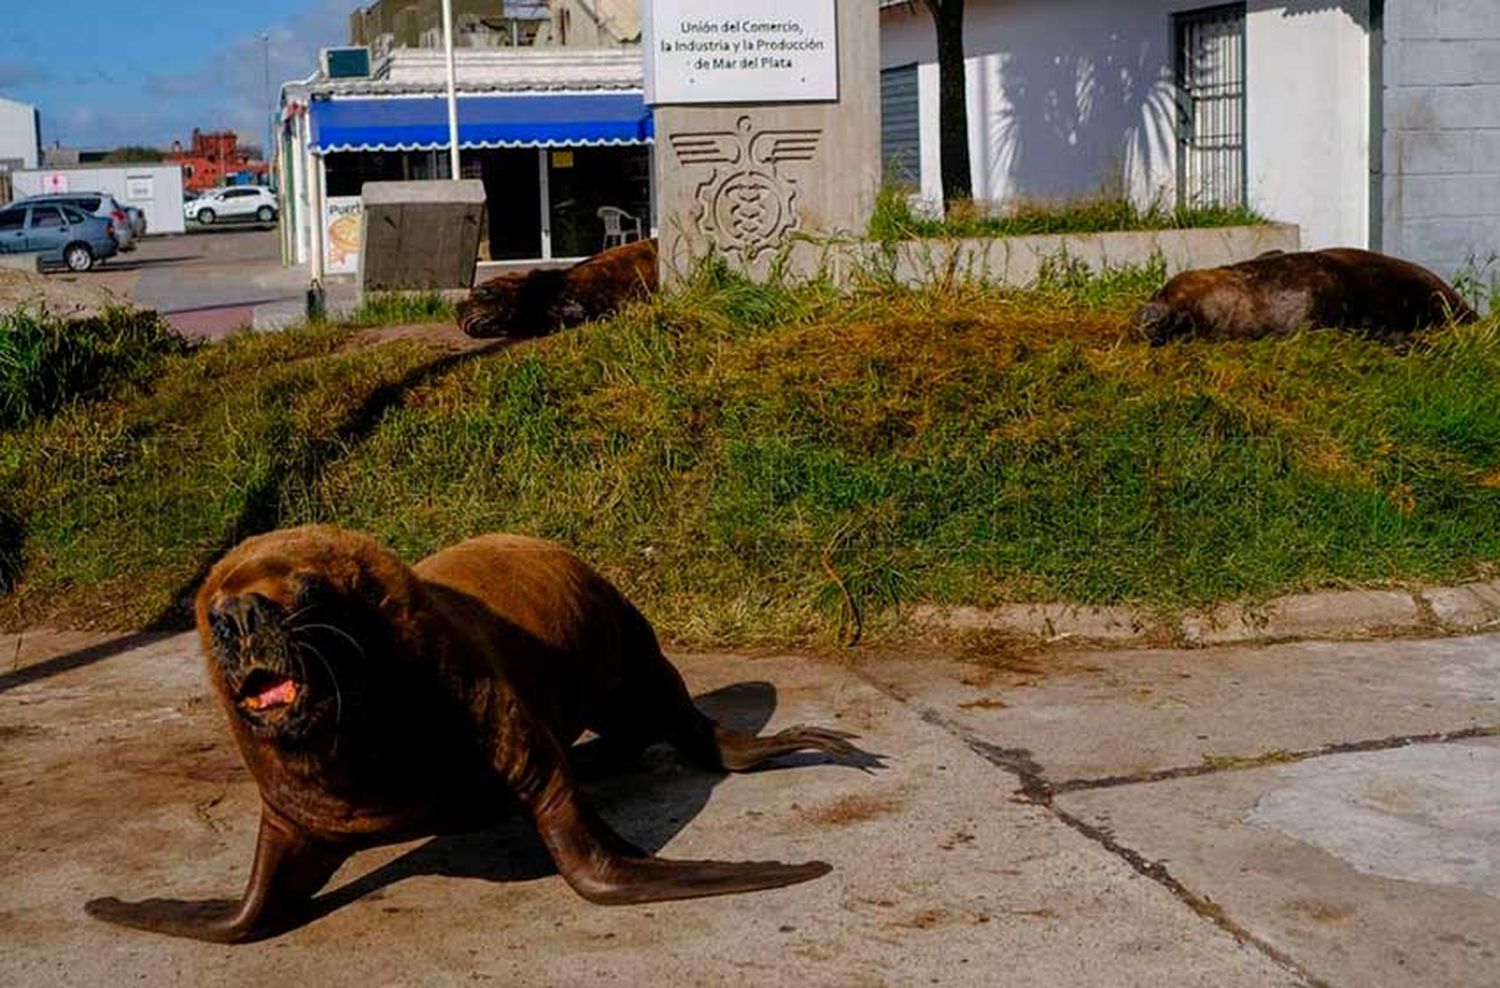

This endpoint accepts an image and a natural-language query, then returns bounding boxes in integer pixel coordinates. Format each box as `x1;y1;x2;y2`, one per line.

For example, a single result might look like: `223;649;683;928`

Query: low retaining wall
789;222;1302;288
874;222;1302;287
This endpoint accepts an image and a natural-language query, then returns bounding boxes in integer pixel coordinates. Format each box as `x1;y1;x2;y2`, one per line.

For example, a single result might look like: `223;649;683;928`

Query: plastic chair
597;206;643;250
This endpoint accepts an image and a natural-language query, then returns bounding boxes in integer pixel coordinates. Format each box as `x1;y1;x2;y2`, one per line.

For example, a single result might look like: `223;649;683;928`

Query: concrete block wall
1382;0;1500;291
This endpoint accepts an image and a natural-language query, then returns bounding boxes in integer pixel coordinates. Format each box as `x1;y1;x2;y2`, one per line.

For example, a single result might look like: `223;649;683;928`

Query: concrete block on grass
358;179;486;293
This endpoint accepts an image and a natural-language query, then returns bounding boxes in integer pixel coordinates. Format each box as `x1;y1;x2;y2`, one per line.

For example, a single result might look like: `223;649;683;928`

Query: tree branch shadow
143;338;516;633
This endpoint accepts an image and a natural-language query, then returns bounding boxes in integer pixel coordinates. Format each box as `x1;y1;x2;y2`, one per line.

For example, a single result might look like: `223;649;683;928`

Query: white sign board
323;197;364;276
645;0;838;105
39;173;69;194
126;175;155;201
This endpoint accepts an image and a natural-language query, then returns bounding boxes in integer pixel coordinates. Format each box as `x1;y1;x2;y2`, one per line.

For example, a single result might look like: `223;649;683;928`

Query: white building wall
880;0;1183;209
1245;1;1370;250
0;97;41;171
880;0;1375;250
1381;0;1500;287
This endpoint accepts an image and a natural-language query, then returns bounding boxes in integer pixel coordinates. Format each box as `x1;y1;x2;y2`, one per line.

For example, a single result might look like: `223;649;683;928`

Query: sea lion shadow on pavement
305;681;810;920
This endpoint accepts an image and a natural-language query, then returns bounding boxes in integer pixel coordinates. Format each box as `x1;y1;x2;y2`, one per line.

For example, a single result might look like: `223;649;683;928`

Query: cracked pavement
4;628;1500;985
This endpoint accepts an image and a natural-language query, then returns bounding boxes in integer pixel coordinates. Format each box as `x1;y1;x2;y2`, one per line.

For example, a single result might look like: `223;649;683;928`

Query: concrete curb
0;252;43;273
912;579;1500;648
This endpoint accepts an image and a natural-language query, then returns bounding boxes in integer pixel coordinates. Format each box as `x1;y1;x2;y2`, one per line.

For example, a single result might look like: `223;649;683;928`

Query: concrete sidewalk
4;629;1499;985
2;632;1285;987
862;634;1500;987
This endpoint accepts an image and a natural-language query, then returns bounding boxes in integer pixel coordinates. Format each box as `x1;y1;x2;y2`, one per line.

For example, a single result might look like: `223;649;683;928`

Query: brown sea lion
458;238;658;339
85;526;874;943
1138;248;1479;346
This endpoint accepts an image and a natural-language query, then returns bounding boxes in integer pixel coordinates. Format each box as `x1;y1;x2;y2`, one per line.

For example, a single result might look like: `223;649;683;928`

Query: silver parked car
17;192;136;252
0;201;119;272
124;205;147;238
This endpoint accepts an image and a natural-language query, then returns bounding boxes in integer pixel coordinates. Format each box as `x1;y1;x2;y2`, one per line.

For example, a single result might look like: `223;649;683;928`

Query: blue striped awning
310;92;654;153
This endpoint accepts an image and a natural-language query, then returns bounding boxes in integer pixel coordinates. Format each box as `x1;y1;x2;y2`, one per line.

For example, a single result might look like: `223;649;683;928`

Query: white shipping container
11;164;188;235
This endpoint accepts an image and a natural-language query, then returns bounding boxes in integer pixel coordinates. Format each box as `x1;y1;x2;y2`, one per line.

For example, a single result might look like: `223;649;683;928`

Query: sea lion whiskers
291;636;343;749
285;621;366;660
278;601;318;631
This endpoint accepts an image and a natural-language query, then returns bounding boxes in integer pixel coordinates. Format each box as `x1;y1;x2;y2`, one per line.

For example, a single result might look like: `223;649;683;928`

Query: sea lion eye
293;575;336;611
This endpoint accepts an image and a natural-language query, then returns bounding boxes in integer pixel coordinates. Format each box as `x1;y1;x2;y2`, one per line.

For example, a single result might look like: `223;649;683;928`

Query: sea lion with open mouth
86;526;876;943
1137;247;1479;346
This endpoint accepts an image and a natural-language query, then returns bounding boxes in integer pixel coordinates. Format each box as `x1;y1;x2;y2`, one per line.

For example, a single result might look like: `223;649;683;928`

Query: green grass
348;291;457;327
3;264;1499;645
1453;254;1499;317
870;186;1269;243
0;307;191;431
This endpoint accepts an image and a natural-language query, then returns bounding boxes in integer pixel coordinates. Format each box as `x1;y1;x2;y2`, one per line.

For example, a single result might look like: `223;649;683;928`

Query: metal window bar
1175;4;1247;210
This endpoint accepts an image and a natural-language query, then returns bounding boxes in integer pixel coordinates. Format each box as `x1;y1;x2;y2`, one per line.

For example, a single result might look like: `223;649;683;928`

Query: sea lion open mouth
237;669;301;713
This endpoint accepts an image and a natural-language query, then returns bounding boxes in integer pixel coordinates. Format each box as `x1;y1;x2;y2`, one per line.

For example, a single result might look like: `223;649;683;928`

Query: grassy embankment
2;263;1498;645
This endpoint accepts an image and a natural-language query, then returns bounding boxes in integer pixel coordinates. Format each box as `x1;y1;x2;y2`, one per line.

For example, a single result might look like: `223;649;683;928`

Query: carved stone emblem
668;116;822;260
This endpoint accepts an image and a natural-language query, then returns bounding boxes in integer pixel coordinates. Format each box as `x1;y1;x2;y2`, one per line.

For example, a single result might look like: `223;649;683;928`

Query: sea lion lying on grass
86;526;874;943
1138;248;1479;346
458;238;657;339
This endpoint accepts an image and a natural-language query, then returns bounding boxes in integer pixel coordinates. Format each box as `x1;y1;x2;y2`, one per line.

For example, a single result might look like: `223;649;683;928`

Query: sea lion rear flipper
504;715;830;904
530;774;830;905
85;810;346;943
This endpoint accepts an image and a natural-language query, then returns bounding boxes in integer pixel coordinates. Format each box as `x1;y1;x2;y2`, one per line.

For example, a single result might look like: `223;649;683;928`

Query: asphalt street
83;226;316;337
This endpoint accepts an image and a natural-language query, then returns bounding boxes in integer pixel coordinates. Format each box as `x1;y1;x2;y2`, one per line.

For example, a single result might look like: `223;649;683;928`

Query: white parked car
185;187;279;226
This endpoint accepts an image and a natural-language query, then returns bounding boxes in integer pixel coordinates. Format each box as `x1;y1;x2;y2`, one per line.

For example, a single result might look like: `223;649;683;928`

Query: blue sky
0;0;350;150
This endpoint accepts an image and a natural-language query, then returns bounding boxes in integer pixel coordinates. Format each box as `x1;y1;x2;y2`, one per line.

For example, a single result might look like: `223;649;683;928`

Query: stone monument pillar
646;0;881;284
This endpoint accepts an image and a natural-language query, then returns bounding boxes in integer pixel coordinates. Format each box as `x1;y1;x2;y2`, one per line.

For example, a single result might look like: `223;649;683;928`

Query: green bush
0;307;192;430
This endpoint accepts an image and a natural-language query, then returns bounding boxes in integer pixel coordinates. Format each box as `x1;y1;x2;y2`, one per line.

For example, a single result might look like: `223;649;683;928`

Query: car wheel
256;206;276;223
198;209;216;225
64;243;94;272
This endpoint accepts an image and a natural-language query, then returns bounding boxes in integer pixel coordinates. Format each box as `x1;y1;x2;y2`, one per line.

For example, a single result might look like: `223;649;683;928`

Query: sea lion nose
212;593;280;634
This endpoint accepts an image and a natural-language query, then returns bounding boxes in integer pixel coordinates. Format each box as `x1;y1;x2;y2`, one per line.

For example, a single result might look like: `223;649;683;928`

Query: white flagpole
441;0;461;180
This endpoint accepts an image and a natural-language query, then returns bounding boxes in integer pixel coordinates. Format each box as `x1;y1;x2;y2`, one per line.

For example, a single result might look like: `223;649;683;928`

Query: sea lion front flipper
709;724;885;773
86;810;347;943
530;775;830;905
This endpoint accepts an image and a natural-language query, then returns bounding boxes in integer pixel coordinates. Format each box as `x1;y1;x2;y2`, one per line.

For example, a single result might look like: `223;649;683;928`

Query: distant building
165;129;270;192
0;96;42;173
279;44;651;273
349;0;639;57
40;146;111;168
546;0;640;47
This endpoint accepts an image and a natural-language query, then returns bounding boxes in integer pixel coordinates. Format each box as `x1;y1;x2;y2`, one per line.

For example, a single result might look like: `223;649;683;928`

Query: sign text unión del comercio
645;0;839;105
